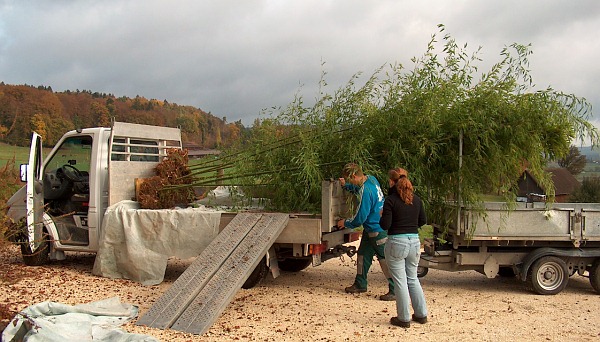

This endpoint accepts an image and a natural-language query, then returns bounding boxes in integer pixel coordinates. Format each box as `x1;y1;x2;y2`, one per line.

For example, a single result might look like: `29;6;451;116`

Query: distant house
517;168;581;203
187;149;221;159
182;142;221;160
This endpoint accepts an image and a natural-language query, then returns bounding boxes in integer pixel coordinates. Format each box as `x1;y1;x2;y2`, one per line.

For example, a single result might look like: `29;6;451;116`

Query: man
337;163;395;301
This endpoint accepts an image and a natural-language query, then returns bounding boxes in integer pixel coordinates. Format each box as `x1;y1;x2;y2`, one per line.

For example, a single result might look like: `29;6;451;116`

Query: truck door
43;134;93;246
25;132;44;253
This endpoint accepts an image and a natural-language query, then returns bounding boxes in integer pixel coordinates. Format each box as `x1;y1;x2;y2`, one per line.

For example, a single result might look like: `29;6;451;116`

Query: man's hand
339;177;345;186
337;219;345;229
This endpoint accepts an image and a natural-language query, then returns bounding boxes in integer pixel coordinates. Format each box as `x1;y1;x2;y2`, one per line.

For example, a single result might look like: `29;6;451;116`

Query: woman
380;168;428;328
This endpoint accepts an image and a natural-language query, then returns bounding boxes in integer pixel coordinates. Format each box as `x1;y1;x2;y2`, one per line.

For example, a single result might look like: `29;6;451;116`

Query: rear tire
417;266;428;278
278;258;312;272
526;256;568;295
242;257;269;289
589;259;600;294
21;230;50;266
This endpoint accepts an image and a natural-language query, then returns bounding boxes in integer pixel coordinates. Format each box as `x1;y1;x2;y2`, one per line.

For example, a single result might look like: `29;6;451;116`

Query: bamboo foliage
191;26;599;217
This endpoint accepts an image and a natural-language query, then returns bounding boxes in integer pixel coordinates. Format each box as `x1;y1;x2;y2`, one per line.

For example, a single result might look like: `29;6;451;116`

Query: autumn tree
558;145;586;175
224;122;241;144
30;113;47;139
91;102;111;127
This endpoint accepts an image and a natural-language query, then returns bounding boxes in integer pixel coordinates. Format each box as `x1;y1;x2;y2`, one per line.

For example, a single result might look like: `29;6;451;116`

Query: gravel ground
2;244;600;342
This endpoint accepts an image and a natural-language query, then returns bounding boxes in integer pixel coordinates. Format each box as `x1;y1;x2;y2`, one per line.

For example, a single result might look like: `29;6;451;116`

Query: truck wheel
417;266;428;278
278;258;312;272
527;256;568;295
20;231;50;266
589;259;600;294
242;257;269;289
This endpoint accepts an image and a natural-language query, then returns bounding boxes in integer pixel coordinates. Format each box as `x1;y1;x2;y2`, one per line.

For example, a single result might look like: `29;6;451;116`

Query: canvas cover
2;297;156;342
92;201;221;285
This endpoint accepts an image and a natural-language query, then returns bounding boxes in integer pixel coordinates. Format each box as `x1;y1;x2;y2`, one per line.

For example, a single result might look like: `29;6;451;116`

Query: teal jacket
343;175;385;233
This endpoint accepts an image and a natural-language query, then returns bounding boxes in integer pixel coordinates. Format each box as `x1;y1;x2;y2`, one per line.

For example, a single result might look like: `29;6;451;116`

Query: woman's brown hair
389;167;414;204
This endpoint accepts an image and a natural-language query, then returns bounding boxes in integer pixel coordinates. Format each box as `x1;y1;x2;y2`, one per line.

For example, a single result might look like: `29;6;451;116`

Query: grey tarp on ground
2;297;158;342
92;201;221;285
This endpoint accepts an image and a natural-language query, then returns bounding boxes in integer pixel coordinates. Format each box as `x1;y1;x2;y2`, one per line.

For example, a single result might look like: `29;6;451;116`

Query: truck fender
519;247;600;281
6;196;63;261
40;213;65;261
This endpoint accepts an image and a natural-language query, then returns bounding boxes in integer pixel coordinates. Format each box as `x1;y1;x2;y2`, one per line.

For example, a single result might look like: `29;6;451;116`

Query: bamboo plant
188;26;599;219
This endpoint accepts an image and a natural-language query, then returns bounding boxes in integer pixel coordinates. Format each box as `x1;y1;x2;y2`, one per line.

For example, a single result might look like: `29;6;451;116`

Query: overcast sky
1;1;599;128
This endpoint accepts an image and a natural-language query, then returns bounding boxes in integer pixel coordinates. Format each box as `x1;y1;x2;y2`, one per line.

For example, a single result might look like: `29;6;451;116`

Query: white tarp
92;201;221;285
2;297;157;342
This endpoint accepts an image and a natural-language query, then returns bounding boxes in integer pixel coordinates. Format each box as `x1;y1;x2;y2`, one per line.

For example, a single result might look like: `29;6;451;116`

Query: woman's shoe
412;314;427;324
390;317;410;328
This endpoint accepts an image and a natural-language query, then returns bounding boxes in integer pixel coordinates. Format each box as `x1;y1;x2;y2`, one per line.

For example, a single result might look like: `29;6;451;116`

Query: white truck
5;122;360;287
420;201;600;295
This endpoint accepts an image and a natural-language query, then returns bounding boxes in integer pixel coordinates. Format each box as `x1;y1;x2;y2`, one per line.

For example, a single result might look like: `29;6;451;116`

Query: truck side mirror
20;164;28;182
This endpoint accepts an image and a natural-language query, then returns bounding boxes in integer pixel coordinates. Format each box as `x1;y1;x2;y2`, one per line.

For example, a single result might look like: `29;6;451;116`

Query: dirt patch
1;244;600;341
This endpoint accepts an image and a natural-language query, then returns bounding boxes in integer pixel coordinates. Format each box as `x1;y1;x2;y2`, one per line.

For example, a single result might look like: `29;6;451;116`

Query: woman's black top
380;191;426;235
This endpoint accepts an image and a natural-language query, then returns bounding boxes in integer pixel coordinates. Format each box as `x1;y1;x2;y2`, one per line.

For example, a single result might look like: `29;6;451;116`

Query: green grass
0;143;31;167
0;143;53;168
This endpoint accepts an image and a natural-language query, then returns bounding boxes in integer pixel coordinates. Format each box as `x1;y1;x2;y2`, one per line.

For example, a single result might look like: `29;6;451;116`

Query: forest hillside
0;83;248;148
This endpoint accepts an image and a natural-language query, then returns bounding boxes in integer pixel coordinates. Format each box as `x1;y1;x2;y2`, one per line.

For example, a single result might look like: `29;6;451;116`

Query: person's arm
344;189;371;229
380;197;393;230
343;183;360;195
339;177;359;194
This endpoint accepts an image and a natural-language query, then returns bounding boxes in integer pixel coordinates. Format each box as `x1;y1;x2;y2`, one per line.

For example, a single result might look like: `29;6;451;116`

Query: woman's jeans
385;234;428;322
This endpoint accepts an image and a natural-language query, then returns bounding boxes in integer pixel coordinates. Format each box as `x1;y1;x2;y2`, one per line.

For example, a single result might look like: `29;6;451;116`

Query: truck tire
526;256;569;295
417;266;428;278
589;259;600;294
20;231;50;266
278;258;312;272
242;257;269;289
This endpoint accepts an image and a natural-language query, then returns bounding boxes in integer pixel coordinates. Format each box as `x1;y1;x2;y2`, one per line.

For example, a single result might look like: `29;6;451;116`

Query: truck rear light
308;242;328;255
345;232;361;243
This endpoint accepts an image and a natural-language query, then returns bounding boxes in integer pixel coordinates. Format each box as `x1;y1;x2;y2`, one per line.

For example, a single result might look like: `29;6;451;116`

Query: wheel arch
519;247;600;281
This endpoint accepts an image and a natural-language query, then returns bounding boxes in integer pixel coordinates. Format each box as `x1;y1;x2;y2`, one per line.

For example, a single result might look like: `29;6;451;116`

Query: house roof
518;167;581;196
546;168;581;195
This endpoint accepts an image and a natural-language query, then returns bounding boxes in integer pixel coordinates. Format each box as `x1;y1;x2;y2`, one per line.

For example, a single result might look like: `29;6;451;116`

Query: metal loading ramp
136;213;289;335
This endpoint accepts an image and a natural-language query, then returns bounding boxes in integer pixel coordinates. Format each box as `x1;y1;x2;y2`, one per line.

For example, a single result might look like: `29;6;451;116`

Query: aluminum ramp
136;213;289;335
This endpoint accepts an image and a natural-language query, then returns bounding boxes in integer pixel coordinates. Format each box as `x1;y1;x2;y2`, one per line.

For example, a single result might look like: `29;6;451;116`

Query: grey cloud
0;0;599;126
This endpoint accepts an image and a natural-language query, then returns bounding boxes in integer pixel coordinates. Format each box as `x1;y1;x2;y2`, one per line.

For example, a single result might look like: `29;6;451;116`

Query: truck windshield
46;135;93;173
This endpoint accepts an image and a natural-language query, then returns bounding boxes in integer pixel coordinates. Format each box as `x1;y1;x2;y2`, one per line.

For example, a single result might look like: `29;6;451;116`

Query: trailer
419;201;600;295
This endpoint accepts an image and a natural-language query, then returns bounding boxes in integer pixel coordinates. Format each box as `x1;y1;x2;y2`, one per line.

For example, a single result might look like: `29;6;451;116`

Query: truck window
46;135;92;173
111;138;160;162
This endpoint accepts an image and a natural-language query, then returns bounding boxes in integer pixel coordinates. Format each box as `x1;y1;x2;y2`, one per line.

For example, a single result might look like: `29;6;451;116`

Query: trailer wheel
278;258;312;272
20;230;50;266
527;256;569;295
242;257;269;289
417;266;428;278
589;259;600;294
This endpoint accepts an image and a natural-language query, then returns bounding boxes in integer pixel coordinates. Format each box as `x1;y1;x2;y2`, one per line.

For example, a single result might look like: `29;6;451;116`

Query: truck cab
6;122;182;265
